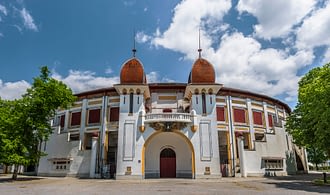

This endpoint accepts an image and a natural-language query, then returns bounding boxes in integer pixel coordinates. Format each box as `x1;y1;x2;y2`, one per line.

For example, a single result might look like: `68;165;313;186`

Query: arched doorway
160;148;176;178
143;132;194;179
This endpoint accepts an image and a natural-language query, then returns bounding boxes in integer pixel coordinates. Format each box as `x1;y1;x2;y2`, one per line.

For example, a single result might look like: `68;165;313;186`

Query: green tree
0;66;76;179
286;63;330;159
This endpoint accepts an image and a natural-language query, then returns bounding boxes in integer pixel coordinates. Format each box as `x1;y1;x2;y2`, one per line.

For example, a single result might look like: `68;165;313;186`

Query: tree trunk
316;164;319;170
12;165;18;180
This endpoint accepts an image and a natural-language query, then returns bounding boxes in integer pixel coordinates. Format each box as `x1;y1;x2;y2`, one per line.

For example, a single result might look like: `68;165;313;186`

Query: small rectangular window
216;107;225;121
268;114;274;127
253;111;263;125
84;133;92;150
69;133;79;141
233;108;246;123
70;112;81;126
255;133;266;142
110;107;119;122
264;159;283;170
88;109;101;124
60;115;65;128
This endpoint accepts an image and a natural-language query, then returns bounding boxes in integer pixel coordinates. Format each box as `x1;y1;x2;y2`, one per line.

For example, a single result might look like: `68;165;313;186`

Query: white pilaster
79;99;88;150
237;137;246;177
90;136;98;178
226;96;236;176
246;99;255;149
263;102;269;133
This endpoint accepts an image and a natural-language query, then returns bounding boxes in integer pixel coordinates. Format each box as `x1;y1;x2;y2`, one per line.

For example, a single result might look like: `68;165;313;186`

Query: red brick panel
71;112;81;126
60;115;65;127
233;109;246;123
253;111;263;125
110;107;119;122
268;114;274;127
216;107;225;121
88;109;101;124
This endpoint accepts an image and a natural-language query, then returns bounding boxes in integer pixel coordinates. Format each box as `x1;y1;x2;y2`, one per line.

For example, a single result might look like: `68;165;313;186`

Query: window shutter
60;115;65;127
253;111;263;125
216;107;225;121
233;109;246;123
268;114;274;127
88;109;101;124
71;112;81;126
110;107;119;121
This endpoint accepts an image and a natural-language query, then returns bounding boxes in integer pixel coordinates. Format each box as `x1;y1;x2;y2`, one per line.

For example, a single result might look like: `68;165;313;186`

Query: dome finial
198;28;202;58
132;29;137;57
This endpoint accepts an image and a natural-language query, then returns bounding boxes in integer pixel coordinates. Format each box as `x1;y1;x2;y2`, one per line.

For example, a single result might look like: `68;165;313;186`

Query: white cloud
146;71;175;83
0;4;7;16
237;0;316;39
152;0;231;59
20;8;38;31
145;0;321;103
296;1;330;50
123;0;136;6
209;32;313;100
52;70;119;94
324;48;330;64
136;31;151;43
0;80;30;100
105;67;113;74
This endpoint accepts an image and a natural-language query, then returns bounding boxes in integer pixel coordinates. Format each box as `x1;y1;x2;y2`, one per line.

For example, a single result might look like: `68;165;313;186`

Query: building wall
38;84;306;179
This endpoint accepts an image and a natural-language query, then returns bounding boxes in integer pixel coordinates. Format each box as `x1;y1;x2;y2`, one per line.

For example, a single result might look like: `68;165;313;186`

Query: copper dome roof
120;58;146;84
188;58;215;84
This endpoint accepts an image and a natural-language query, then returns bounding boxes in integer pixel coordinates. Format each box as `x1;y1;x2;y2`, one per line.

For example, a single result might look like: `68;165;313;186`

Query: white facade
37;83;308;179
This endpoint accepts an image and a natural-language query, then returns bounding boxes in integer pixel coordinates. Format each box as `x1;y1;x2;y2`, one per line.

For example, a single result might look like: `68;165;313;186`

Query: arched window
129;92;134;114
202;92;206;115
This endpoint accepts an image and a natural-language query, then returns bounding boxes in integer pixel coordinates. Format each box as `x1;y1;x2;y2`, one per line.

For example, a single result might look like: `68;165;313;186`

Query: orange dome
120;58;146;84
188;58;215;84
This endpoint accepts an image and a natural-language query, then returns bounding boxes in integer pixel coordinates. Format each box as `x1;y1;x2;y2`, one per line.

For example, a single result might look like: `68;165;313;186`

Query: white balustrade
145;113;192;123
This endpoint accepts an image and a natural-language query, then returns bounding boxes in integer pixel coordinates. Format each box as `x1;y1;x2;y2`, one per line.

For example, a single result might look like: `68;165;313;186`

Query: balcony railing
145;113;192;123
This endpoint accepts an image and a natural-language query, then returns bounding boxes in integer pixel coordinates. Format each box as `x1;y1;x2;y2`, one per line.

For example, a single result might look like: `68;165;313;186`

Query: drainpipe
226;96;235;177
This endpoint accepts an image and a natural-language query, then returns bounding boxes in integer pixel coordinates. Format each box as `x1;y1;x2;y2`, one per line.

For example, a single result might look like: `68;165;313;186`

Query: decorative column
90;133;99;178
237;134;247;177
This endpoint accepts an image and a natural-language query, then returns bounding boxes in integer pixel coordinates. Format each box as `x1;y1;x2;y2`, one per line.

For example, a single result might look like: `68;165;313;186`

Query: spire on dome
132;30;137;57
198;28;202;58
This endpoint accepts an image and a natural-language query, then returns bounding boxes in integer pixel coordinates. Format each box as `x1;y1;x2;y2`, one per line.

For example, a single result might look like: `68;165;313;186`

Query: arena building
37;47;308;179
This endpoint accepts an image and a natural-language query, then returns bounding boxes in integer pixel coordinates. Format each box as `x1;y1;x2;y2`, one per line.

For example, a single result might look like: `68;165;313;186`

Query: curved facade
38;55;308;179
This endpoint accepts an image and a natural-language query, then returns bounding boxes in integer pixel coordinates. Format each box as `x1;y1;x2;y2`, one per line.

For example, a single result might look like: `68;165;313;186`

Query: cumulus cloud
208;32;313;99
146;71;175;83
105;67;113;74
146;0;321;103
324;48;330;64
295;1;330;50
136;31;152;43
52;70;119;94
0;80;30;100
237;0;316;39
152;0;231;59
20;8;38;31
0;4;7;16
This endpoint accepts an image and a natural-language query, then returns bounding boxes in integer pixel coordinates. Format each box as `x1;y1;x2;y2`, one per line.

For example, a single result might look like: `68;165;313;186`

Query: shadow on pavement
0;175;44;183
264;173;330;194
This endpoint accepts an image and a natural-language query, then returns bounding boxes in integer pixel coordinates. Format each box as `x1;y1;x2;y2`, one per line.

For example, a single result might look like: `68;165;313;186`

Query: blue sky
0;0;329;108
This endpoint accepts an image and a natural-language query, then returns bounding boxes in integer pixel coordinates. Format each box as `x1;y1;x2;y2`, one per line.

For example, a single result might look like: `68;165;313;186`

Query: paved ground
0;172;329;195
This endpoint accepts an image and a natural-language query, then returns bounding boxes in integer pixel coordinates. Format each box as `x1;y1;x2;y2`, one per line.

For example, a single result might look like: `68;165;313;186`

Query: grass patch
313;177;330;186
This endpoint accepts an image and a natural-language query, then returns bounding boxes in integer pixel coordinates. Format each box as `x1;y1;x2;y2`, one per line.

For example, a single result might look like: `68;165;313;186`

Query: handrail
145;113;192;122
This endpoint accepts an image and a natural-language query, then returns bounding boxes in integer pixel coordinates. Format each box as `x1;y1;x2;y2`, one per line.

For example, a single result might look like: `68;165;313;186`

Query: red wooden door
160;148;176;178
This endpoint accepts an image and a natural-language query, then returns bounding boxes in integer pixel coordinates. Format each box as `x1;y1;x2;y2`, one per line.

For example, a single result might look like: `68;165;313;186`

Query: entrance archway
143;131;195;179
160;148;176;178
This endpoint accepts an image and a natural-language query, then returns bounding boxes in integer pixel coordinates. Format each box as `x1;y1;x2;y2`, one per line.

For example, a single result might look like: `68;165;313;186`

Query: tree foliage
0;66;76;179
286;63;330;158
